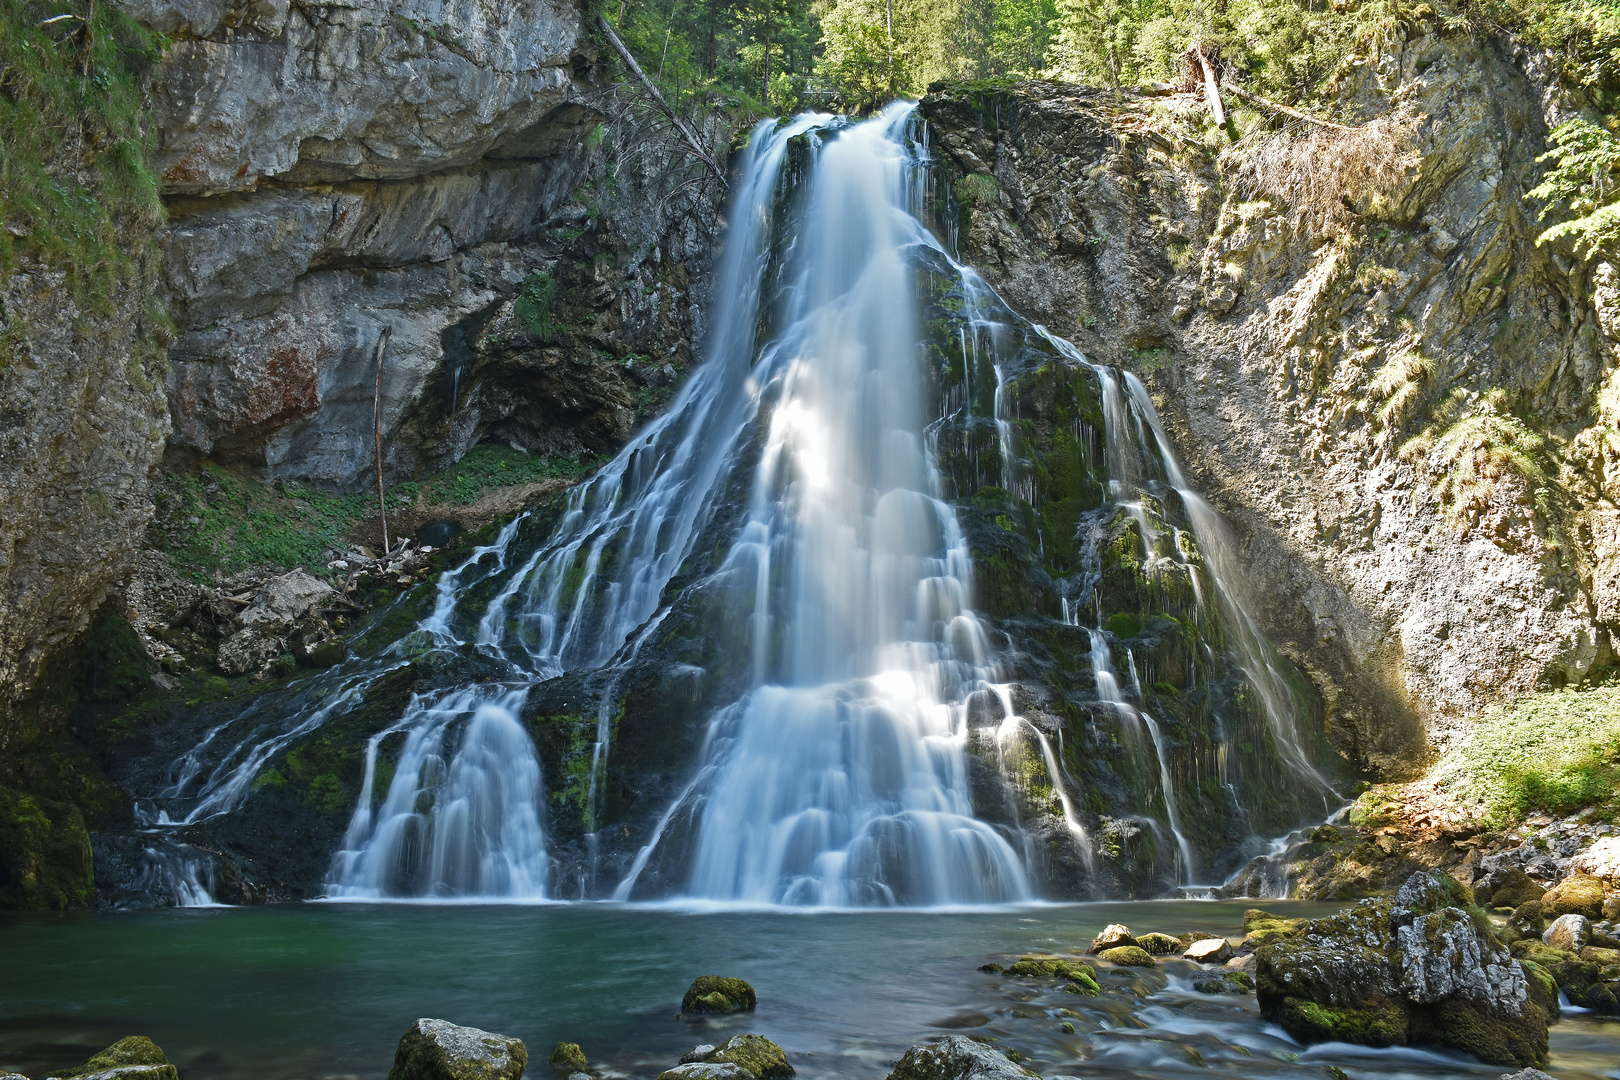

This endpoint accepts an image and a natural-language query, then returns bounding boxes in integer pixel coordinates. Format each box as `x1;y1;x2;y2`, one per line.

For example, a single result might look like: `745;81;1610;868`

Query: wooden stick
1221;80;1357;132
372;325;393;555
595;14;728;189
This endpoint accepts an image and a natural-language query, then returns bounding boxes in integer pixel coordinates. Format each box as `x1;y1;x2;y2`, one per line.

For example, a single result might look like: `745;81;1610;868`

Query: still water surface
4;901;1617;1080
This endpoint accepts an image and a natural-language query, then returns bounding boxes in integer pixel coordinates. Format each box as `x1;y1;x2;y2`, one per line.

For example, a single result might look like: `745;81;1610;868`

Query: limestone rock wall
140;0;605;488
922;25;1619;775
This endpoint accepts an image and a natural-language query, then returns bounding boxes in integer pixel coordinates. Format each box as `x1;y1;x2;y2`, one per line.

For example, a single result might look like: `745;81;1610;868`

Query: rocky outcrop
885;1036;1032;1080
1255;870;1549;1067
921;21;1620;773
389;1019;528;1080
44;1036;179;1080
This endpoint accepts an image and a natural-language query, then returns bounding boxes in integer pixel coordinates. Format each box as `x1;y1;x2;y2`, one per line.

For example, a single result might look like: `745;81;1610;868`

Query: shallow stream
4;902;1617;1080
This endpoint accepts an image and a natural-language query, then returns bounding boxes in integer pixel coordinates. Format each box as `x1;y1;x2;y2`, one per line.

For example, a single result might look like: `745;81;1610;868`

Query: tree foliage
1526;118;1620;259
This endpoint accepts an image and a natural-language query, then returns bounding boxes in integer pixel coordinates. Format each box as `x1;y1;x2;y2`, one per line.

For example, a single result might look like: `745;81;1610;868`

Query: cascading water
133;102;1338;907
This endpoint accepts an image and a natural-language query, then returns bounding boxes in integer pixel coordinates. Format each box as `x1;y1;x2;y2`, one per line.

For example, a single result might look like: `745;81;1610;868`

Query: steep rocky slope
922;22;1619;776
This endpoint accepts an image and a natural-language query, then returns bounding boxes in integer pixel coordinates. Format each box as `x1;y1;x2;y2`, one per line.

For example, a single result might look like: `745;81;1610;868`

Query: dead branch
1191;45;1226;130
372;325;393;555
595;14;728;189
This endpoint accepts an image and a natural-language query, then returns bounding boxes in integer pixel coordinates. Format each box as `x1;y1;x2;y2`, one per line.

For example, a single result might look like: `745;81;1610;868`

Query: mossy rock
681;976;756;1014
705;1035;794;1079
1277;996;1408;1047
1484;868;1546;909
48;1037;176;1080
388;1019;527;1080
1542;874;1605;920
1519;959;1562;1021
1242;908;1307;948
1411;998;1549;1069
1193;970;1254;994
0;785;93;910
1582;981;1620;1014
1003;955;1100;995
549;1044;587;1074
1134;932;1182;956
1309;825;1345;844
1098;946;1156;967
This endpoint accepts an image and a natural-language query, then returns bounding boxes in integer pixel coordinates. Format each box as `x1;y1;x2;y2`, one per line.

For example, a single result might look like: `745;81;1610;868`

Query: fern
1402;388;1548;526
1362;348;1433;432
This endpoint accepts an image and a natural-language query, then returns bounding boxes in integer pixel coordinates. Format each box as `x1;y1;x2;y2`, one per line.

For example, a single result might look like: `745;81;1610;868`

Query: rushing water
4;904;1618;1080
127;103;1340;907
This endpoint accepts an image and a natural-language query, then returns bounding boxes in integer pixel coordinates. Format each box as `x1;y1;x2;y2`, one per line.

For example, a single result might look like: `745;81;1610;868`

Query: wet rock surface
680;977;756;1014
42;1037;178;1080
1255;871;1549;1066
885;1036;1032;1080
388;1019;527;1080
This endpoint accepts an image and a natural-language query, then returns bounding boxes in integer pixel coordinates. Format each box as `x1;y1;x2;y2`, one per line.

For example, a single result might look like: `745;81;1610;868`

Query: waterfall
138;102;1336;906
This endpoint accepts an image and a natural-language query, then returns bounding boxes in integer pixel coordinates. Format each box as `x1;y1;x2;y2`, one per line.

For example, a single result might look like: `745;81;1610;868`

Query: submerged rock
1256;871;1548;1067
44;1036;178;1080
885;1035;1033;1080
1087;924;1135;953
388;1019;528;1080
1003;956;1100;995
659;1036;792;1080
681;976;757;1014
1193;971;1254;995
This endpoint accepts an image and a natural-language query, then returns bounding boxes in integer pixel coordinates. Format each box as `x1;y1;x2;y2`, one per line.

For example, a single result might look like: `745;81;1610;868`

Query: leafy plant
1526;117;1620;258
1401;388;1548;527
1362;347;1434;432
515;271;559;340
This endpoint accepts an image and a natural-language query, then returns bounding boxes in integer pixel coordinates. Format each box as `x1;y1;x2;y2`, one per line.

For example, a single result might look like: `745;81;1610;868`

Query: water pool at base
4;901;1617;1080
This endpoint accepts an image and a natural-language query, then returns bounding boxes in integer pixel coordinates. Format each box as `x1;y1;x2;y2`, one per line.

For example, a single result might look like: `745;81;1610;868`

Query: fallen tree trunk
1192;45;1226;129
1222;80;1356;132
596;14;729;189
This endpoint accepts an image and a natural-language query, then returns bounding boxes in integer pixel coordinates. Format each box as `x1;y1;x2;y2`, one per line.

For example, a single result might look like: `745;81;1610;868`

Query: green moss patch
1425;683;1620;825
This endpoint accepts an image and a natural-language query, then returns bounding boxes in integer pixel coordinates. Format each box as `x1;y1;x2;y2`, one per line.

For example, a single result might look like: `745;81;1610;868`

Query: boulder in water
1135;932;1181;955
885;1035;1033;1080
1542;874;1604;920
1498;1071;1559;1080
1543;914;1591;952
659;1036;792;1080
388;1019;528;1080
1184;938;1233;964
1003;956;1100;995
44;1036;178;1080
1098;946;1156;967
681;976;757;1013
1256;871;1550;1067
1193;971;1254;994
1087;924;1135;953
549;1045;587;1075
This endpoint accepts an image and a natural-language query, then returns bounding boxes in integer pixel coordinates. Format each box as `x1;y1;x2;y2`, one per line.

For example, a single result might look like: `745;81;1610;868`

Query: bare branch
595;14;728;190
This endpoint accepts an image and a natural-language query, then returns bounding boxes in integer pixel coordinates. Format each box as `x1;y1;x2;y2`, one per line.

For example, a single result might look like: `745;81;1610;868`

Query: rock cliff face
922;24;1619;774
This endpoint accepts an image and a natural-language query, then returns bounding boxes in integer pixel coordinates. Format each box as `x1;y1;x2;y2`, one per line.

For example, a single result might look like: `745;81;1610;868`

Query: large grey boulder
388;1018;528;1080
885;1036;1032;1080
1256;871;1548;1068
239;569;334;629
1542;913;1591;953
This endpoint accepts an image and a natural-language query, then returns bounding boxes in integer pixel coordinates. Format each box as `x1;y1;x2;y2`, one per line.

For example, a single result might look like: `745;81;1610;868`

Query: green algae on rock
1134;932;1183;955
1003;955;1101;995
680;976;757;1014
703;1035;794;1079
388;1019;527;1080
45;1036;177;1080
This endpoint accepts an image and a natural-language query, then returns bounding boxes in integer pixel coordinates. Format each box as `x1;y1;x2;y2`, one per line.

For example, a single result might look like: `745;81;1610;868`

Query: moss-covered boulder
1242;909;1306;948
1135;932;1182;955
885;1035;1034;1080
659;1036;792;1080
1098;945;1156;967
388;1019;527;1080
1003;955;1100;995
1256;871;1549;1068
1482;869;1545;910
1542;874;1605;920
681;976;757;1014
45;1037;177;1080
548;1044;587;1075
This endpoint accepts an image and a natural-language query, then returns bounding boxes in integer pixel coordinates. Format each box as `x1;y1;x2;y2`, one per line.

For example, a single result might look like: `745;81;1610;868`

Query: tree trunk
372;325;393;556
596;15;729;188
1193;45;1226;129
